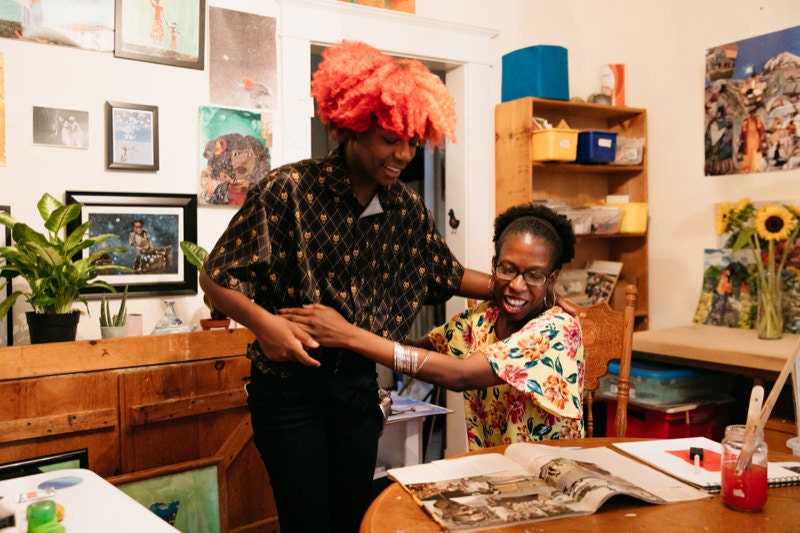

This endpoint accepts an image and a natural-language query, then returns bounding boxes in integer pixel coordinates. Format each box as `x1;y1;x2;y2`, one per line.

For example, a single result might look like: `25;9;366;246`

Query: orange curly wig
311;40;457;147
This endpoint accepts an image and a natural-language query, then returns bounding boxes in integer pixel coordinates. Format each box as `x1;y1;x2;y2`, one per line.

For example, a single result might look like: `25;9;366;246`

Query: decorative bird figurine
448;209;460;232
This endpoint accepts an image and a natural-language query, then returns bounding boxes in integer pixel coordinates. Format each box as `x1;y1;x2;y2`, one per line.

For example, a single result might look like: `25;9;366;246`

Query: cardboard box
502;45;569;102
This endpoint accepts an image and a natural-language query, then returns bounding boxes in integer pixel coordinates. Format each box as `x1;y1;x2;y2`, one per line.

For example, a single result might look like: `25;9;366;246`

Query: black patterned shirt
204;147;465;410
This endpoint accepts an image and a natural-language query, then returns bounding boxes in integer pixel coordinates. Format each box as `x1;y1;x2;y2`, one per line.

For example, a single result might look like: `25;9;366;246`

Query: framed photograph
32;107;89;149
106;101;159;171
0;205;11;347
65;191;197;298
114;0;206;70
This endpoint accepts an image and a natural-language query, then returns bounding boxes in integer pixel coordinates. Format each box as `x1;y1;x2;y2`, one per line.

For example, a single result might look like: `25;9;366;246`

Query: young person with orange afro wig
200;40;491;532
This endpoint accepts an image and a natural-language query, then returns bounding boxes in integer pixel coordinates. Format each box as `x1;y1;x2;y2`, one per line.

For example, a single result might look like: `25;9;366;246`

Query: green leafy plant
0;192;130;318
100;285;128;327
180;240;226;320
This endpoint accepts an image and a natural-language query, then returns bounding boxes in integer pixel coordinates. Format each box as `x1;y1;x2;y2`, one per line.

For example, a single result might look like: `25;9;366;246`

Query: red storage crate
604;400;719;439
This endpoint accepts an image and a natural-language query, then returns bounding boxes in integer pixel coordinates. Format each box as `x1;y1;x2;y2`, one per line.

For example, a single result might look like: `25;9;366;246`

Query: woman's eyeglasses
494;263;550;287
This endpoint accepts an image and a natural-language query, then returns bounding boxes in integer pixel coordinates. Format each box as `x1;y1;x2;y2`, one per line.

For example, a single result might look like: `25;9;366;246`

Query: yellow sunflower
733;198;751;213
755;205;795;241
715;202;732;236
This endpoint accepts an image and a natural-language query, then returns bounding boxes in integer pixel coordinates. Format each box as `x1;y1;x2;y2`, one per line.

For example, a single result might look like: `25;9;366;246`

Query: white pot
100;326;128;339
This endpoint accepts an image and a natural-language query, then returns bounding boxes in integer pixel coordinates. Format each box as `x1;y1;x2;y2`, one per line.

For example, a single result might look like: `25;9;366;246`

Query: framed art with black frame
105;101;159;171
65;192;197;298
114;0;206;70
0;205;11;347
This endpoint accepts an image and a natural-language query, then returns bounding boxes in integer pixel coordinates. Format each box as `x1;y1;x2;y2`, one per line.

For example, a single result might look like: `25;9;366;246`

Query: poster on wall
0;0;114;51
704;25;800;176
208;7;276;111
197;105;271;207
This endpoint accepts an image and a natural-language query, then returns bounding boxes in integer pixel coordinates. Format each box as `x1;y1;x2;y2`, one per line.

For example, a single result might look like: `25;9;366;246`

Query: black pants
247;368;382;533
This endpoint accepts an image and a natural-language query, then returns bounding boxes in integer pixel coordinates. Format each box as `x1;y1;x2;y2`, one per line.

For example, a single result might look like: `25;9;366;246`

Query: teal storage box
502;45;569;102
576;130;618;163
598;359;735;406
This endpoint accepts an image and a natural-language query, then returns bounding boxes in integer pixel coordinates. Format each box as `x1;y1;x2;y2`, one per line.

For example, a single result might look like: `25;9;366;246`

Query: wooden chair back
573;283;637;438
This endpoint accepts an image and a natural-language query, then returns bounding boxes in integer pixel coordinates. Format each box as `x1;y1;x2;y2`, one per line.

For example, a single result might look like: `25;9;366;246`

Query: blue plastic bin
576;131;617;163
600;359;735;406
501;45;569;102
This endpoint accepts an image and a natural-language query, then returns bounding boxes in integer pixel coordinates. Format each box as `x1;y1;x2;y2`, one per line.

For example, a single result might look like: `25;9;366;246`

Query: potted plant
99;285;128;339
0;193;129;344
180;240;230;330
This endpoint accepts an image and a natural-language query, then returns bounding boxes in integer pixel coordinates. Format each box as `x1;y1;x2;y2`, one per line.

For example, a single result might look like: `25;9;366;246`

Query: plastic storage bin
604;399;721;439
606;202;648;233
531;128;578;162
599;359;735;406
555;206;592;235
589;206;623;234
502;45;569;102
576;131;618;163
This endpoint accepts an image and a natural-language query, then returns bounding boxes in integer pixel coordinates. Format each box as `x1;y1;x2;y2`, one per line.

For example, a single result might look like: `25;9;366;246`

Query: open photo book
386;442;709;531
613;437;800;494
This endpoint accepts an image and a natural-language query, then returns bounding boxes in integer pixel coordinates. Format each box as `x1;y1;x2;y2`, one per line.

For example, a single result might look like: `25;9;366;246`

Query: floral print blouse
428;301;584;449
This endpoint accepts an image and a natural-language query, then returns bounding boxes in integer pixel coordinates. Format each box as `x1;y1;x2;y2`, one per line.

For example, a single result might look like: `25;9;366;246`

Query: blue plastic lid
608;359;705;379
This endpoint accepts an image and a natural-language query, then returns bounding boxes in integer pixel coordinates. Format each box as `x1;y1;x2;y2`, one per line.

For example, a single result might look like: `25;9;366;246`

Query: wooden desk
360;437;800;532
632;324;798;380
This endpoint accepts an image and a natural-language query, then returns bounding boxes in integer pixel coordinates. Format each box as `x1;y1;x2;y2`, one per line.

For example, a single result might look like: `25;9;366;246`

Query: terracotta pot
200;318;231;331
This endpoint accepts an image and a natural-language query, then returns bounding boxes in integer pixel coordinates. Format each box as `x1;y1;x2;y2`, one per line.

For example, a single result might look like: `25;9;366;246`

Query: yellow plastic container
607;202;648;233
531;128;578;162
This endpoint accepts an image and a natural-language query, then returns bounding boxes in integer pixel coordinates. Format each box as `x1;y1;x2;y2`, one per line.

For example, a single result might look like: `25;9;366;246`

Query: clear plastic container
721;424;768;512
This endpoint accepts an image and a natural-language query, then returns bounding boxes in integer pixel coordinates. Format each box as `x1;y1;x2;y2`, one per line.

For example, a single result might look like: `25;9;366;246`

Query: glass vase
756;272;782;340
151;299;196;335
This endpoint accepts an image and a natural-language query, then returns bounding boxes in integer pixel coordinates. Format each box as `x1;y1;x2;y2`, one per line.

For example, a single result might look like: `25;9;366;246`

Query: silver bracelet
414;349;431;376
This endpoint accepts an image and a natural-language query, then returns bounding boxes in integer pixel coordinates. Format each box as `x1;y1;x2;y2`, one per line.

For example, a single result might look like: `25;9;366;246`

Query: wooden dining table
360;437;800;532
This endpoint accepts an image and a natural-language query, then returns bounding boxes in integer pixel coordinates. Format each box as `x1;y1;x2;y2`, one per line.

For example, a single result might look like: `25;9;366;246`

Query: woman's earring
488;275;494;289
544;286;555;308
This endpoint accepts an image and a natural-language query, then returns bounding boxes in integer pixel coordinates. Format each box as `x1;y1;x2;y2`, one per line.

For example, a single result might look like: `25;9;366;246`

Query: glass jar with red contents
720;424;768;511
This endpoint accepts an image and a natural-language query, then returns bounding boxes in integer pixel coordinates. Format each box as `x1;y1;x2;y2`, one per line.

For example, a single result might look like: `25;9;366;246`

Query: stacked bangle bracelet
393;342;432;376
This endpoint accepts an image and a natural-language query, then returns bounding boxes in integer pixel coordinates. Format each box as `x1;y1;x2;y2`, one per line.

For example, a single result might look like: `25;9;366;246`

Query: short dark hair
493;204;576;270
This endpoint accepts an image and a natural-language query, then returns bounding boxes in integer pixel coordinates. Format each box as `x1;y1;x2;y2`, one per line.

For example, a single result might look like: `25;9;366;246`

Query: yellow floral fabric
429;301;584;449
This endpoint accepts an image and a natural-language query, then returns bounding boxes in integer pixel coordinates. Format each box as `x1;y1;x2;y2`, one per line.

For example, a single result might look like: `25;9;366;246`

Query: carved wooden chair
566;283;638;438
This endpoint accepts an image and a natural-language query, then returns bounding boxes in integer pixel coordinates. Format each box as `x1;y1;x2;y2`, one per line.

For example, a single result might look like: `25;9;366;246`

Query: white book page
505;443;709;503
387;453;525;485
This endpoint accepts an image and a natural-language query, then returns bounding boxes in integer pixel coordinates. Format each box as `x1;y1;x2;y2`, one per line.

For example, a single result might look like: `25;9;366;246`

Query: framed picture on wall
65;191;197;297
105;101;159;171
114;0;206;70
0;205;11;347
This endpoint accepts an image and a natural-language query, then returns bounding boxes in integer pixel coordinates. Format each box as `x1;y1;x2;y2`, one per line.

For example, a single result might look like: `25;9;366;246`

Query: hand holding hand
280;303;353;349
253;312;321;367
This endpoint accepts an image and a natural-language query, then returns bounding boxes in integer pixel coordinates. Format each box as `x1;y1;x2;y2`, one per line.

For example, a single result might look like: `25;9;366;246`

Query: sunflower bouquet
715;199;800;338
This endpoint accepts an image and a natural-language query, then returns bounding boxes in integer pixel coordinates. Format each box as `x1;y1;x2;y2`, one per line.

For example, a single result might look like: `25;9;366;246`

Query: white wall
2;0;799;341
416;0;800;330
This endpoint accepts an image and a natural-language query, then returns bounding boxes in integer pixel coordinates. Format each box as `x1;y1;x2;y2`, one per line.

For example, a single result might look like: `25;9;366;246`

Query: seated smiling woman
281;203;585;449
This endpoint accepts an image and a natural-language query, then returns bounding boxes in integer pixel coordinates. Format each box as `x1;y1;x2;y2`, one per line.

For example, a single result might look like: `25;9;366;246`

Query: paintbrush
735;384;764;474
